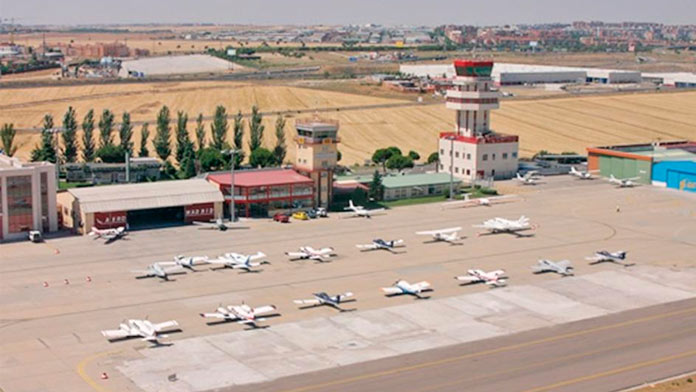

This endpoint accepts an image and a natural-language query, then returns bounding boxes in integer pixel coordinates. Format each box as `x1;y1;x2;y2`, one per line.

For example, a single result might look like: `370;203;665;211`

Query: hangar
58;179;224;234
587;141;696;192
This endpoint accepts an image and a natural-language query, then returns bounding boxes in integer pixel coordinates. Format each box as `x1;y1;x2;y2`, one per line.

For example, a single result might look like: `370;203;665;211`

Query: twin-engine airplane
609;175;641;188
208;252;270;272
382;280;432;299
344;200;385;218
532;259;574;276
132;262;185;281
586;250;633;266
455;269;507;287
416;227;463;244
101;319;180;346
474;216;535;236
294;292;356;312
89;226;128;243
356;239;405;252
286;247;336;262
200;303;279;328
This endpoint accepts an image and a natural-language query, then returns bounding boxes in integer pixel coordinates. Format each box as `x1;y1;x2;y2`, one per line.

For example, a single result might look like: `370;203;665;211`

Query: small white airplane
569;166;595;180
208;252;270;272
101;319;179;346
455;269;507;287
294;292;356;312
192;218;238;231
474;216;535;236
356;239;405;253
516;172;540;185
586;250;633;266
381;280;432;299
173;255;209;271
89;226;127;243
415;227;463;244
286;247;336;262
443;194;519;209
532;259;574;276
344;200;385;218
200;303;279;328
132;262;185;281
609;175;641;188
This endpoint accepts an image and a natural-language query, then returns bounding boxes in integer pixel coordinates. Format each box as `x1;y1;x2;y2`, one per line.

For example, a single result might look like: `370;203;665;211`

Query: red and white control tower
438;60;519;181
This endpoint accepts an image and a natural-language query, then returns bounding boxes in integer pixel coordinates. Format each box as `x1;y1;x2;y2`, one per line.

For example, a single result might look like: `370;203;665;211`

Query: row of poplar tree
0;105;289;180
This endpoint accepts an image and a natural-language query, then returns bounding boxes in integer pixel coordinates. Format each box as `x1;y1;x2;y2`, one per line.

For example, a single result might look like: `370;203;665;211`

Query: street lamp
222;149;241;222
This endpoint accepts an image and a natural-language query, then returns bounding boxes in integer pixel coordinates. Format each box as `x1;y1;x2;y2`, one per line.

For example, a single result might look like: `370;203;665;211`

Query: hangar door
599;156;651;184
667;170;696;192
127;206;185;229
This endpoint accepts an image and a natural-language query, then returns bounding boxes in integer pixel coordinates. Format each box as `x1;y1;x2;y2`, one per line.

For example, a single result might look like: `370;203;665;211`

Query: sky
1;0;694;26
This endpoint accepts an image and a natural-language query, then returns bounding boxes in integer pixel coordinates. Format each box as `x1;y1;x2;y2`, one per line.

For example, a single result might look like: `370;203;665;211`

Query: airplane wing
293;299;322;305
152;320;179;332
248;252;266;261
556;260;572;268
486;279;507;287
455;275;481;283
200;312;228;319
252;305;277;315
413;281;431;290
356;244;377;250
339;292;354;299
206;257;230;265
381;287;403;295
192;221;213;227
416;227;462;235
627;177;640;181
101;329;130;339
286;251;308;259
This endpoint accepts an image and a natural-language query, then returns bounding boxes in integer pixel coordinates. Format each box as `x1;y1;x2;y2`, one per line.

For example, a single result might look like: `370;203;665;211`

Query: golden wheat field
3;81;695;165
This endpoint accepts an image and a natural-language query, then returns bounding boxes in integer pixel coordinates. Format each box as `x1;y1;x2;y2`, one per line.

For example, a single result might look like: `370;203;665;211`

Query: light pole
47;127;65;184
446;135;455;200
222;149;240;222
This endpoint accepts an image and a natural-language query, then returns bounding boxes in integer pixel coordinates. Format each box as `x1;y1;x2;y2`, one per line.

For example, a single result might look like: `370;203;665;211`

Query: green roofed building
335;172;461;201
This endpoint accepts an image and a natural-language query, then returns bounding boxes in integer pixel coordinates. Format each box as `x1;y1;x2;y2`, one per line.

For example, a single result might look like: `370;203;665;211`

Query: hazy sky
2;0;694;26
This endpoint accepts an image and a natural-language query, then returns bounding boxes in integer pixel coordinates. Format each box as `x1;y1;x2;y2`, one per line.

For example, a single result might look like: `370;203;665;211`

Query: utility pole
125;151;130;182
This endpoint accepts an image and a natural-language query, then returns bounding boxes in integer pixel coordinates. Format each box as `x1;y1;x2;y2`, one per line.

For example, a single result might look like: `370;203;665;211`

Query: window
466;153;471;160
492;169;496;176
512;152;518;158
466;169;470;175
503;153;508;159
455;167;459;173
440;164;444;170
492;153;496;161
440;148;444;155
455;152;459;158
482;154;488;161
7;175;33;233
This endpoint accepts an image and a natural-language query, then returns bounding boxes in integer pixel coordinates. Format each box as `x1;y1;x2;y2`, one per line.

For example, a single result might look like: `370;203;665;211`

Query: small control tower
294;115;340;208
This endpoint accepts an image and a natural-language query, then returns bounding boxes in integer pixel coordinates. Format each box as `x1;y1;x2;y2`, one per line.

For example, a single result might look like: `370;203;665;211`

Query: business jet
455;269;507;287
89;226;127;243
474;216;535;236
609;175;641;188
101;319;180;346
132;262;185;281
286;247;336;262
532;259;574;276
356;239;405;252
381;280;432;299
569;166;595;180
415;227;463;244
293;292;356;312
586;250;633;266
208;252;270;272
516;172;540;185
344;200;385;218
200;303;279;328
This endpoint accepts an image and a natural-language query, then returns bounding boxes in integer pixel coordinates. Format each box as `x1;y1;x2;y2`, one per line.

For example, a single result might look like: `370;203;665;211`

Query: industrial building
643;72;696;88
334;172;462;201
58;179;223;234
438;60;520;181
0;154;58;241
207;169;315;218
587;141;696;192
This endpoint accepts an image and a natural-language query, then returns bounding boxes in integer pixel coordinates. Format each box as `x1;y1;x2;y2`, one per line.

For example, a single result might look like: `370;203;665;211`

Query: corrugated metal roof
207;169;313;187
382;173;461;189
69;179;223;214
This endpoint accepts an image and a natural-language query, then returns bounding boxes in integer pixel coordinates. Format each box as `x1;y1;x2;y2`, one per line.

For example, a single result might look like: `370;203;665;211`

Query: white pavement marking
117;267;696;392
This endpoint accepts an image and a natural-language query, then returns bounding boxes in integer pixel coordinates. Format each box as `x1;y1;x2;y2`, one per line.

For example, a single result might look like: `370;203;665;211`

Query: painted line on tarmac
278;305;696;392
76;350;120;392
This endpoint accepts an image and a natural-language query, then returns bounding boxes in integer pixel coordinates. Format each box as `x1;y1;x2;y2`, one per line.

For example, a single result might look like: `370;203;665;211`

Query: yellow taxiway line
76;350;120;392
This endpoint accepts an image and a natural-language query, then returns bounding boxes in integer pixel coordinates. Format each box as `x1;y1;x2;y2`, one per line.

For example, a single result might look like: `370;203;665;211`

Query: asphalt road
231;298;696;392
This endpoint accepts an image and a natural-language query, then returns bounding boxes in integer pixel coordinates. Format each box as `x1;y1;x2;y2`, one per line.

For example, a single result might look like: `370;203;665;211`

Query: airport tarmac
0;175;695;392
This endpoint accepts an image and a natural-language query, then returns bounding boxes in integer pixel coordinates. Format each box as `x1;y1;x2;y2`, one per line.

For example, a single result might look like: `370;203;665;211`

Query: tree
0;123;17;156
386;154;414;172
408;150;420;161
210;105;228;151
30;114;57;163
154;106;172;161
368;170;384;201
198;147;225;172
249;147;275;168
175;111;192;166
194;113;206;150
272;115;287;165
139;123;150;157
232;110;245;166
427;151;439;164
61;106;78;163
372;146;403;171
81;109;96;162
98;109;115;148
119;112;134;155
248;105;265;152
178;141;197;179
96;144;126;163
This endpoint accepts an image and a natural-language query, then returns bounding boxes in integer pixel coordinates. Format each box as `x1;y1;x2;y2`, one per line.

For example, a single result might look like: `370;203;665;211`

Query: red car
273;213;290;223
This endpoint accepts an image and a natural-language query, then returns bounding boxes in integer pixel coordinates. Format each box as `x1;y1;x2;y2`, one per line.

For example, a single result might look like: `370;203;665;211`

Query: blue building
652;160;696;193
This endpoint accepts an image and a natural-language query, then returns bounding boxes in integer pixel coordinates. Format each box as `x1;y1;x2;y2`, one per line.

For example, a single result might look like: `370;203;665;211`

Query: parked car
315;207;328;217
273;213;290;223
28;230;43;243
305;209;317;219
292;211;309;221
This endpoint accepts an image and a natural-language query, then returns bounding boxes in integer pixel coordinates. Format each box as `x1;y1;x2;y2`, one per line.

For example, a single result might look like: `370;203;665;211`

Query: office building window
466;169;470;175
455;167;459;173
440;148;444;155
492;153;496;161
482;154;488;161
512;152;518;158
503;153;508;159
455;152;459;158
467;153;471;160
